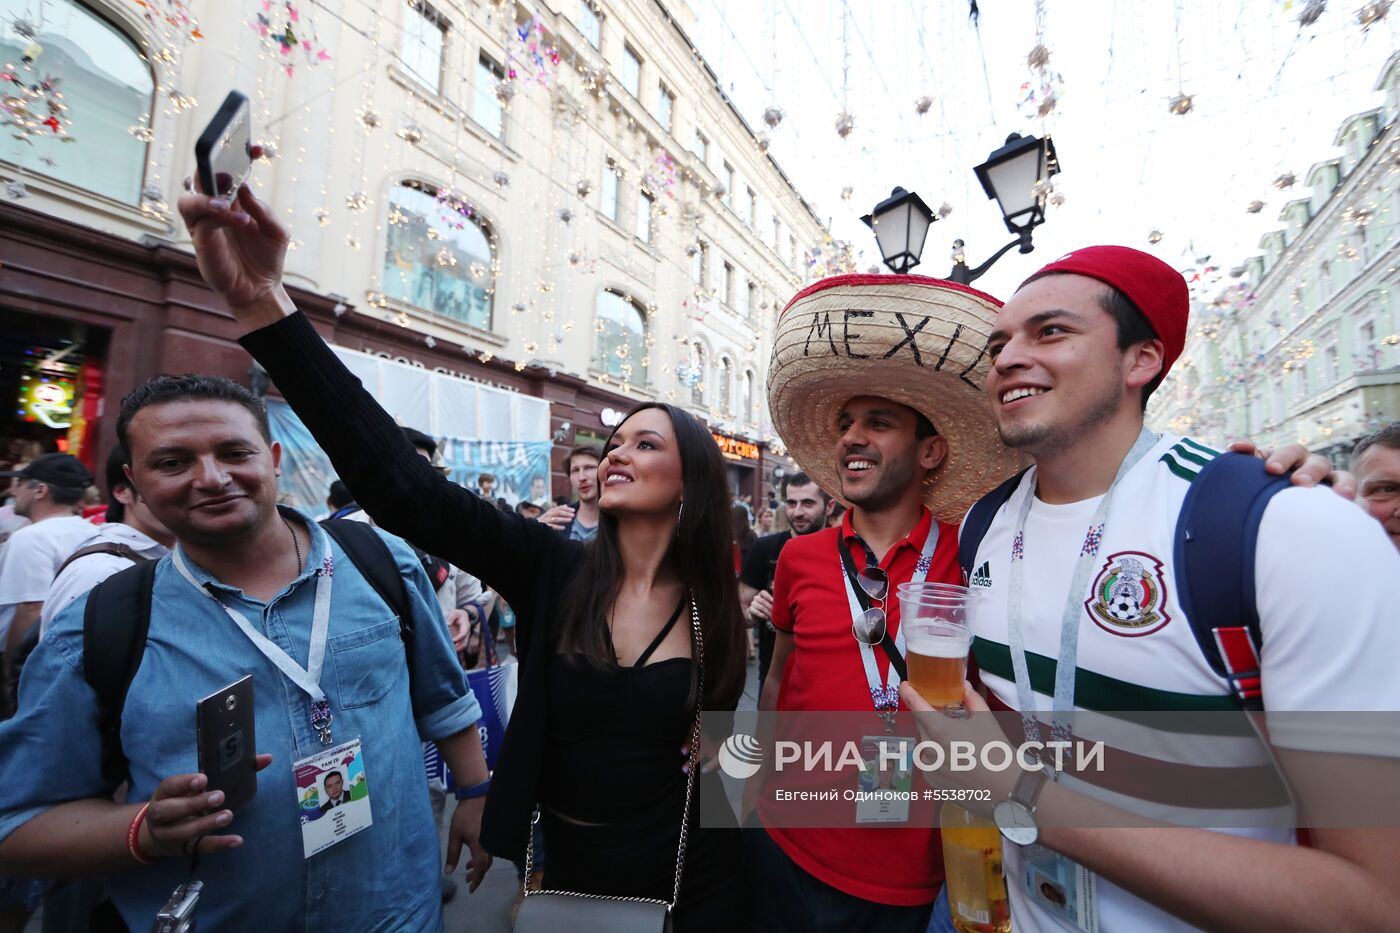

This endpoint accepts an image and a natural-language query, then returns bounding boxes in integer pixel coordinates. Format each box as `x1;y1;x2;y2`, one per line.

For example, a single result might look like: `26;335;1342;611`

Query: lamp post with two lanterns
861;132;1061;284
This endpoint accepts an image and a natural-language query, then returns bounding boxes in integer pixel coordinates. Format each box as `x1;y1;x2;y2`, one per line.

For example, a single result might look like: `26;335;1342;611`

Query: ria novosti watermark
698;711;1400;830
736;735;1105;779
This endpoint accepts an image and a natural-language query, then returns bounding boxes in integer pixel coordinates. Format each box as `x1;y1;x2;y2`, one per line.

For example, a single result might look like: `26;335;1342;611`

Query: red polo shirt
763;507;961;906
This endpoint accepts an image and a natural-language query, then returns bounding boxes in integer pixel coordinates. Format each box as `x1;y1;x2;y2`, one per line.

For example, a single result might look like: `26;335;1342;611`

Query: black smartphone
194;90;252;198
196;675;257;811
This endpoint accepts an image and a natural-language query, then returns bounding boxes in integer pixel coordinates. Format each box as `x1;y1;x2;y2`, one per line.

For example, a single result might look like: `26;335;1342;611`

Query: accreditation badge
295;737;373;858
854;735;915;824
1018;844;1099;932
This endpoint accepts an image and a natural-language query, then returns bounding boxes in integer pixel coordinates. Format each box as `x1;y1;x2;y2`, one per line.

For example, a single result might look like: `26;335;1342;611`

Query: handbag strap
524;593;705;910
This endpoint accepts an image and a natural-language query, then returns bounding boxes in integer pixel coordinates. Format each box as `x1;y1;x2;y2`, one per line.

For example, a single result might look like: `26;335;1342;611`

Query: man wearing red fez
902;246;1400;932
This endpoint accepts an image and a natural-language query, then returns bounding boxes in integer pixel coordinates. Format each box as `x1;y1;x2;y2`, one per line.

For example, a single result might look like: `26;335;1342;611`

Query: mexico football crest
1085;551;1171;636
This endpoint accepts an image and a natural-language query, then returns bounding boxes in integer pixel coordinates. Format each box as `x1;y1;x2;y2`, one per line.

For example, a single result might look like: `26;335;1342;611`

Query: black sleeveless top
542;598;691;824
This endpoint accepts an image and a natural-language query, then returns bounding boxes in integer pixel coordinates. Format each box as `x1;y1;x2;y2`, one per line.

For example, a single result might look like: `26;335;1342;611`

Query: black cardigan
241;311;586;861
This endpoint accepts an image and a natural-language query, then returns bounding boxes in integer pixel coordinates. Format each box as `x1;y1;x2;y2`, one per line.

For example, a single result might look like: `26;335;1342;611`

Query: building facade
1150;53;1400;463
0;0;827;497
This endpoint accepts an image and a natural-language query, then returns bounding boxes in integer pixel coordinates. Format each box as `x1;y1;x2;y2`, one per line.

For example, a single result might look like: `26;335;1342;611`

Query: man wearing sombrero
752;267;1342;931
750;273;1021;930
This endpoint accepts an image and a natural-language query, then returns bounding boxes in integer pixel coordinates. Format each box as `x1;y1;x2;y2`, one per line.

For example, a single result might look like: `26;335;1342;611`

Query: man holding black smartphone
0;374;491;932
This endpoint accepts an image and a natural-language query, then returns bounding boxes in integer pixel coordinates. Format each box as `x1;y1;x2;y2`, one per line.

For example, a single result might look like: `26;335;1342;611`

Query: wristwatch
992;765;1049;846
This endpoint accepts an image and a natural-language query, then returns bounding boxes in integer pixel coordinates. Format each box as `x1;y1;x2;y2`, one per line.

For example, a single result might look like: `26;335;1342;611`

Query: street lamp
861;187;936;274
950;132;1061;284
862;133;1061;284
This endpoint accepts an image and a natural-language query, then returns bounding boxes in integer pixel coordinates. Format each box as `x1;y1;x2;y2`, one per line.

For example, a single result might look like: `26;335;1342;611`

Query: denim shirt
0;511;480;932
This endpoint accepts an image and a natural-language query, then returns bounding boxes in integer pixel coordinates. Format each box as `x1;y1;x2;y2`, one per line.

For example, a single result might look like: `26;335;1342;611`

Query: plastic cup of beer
900;585;973;714
895;581;972;598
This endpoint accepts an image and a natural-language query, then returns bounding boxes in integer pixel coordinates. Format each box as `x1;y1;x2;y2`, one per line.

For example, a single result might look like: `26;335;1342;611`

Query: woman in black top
178;186;750;928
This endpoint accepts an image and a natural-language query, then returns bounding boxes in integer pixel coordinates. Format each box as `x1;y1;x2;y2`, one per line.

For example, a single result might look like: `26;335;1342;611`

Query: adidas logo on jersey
969;560;992;588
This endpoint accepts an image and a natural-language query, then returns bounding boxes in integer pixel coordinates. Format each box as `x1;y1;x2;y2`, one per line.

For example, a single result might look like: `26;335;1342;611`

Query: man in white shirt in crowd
39;445;175;640
0;452;95;716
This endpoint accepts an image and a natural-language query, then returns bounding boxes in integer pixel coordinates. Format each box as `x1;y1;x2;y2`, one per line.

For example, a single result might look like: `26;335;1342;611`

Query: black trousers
744;828;935;933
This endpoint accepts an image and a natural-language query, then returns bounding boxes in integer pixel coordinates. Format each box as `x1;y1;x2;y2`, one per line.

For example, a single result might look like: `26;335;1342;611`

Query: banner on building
267;400;551;515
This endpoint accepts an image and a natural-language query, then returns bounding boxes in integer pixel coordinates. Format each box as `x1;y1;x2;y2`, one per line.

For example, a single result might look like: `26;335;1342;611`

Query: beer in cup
899;584;973;712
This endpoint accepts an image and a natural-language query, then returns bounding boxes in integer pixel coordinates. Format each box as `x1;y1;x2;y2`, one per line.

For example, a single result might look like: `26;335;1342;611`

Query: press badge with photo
295;738;373;858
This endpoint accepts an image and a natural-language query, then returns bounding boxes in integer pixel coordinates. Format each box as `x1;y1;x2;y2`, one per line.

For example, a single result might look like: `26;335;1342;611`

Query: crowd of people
0;179;1397;933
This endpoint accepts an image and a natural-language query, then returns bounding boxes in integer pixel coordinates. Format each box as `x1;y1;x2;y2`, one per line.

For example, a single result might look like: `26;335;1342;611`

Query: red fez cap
1026;245;1189;379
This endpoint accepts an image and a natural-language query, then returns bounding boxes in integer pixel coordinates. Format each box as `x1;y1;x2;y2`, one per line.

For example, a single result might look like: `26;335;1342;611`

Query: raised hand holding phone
195;91;254;199
181;90;294;329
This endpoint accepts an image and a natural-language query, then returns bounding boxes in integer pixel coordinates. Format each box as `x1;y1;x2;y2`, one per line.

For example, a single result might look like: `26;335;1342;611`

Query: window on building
637;189;653;242
1296;363;1310;400
690;241;707;285
694;131;709;165
722;162;735;205
656;84;674;133
742;370;755;423
743;187;756;226
381;181;494;331
473;53;506;138
772;216;783;250
595;290;648;383
621;44;642;97
1325;345;1340;384
722;262;734;305
788;235;798;269
746;282;758;319
690;343;707;406
400;2;447;94
719;357;734;415
1358;319;1378;371
602;159;620;222
578;1;602;48
1272;378;1284;424
0;0;154;205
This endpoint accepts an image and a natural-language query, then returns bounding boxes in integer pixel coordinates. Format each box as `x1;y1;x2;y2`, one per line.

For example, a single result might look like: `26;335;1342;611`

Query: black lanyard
836;533;909;682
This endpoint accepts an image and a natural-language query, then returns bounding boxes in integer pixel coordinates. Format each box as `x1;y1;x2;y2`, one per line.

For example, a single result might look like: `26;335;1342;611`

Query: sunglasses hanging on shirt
852;566;889;646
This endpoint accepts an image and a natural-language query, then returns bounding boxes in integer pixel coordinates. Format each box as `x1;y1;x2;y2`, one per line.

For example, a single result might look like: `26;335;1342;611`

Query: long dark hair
555;402;747;709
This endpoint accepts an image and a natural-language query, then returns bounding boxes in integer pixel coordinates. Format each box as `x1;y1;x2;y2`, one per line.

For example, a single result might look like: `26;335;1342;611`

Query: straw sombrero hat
768;273;1026;523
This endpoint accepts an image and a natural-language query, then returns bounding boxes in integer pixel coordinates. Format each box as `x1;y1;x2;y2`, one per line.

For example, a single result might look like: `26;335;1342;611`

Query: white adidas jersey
964;433;1400;933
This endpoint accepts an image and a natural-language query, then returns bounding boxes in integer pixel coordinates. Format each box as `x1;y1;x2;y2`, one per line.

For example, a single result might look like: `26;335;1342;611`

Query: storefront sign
713;432;760;461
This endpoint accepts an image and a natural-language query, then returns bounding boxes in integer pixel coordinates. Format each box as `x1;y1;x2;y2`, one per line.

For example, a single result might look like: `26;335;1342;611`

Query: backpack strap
318;519;416;681
56;542;147;578
412;545;451;594
1173;452;1291;712
82;559;159;786
958;468;1029;582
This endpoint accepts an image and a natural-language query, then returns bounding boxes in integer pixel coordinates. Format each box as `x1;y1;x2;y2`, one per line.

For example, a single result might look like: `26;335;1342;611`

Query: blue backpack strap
1173;451;1291;712
82;558;159;786
959;468;1029;582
